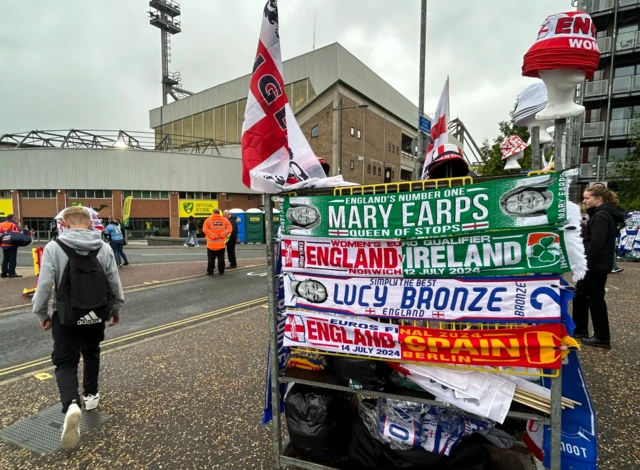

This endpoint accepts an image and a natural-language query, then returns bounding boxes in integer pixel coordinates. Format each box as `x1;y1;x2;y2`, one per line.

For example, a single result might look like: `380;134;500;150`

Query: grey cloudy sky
1;0;569;144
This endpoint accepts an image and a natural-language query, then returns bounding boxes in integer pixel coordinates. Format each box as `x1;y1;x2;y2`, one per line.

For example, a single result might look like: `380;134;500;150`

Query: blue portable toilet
230;208;246;243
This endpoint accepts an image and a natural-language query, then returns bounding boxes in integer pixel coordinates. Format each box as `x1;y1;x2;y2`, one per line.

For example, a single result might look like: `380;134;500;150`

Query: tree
610;125;640;210
478;113;532;176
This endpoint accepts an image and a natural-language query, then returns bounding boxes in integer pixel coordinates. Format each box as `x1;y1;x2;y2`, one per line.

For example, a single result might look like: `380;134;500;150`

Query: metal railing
617;31;640;51
612;74;640;94
584;79;608;97
582;121;606;138
597;36;612;54
592;0;614;11
595;31;640;52
610;118;640;136
0;129;233;155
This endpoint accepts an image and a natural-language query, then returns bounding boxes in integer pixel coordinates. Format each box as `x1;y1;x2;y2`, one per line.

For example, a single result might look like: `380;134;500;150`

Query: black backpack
55;240;114;326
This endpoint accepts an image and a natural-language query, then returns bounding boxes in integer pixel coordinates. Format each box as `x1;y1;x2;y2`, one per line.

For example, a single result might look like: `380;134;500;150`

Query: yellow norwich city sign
179;199;219;218
0;199;13;217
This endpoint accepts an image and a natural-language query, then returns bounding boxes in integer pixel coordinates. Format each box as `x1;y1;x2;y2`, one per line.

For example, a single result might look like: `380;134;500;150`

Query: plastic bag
349;399;491;470
359;398;493;456
284;384;355;463
334;357;390;391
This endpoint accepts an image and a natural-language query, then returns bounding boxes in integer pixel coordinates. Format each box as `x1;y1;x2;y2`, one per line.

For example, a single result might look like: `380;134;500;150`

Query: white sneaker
83;393;100;411
61;403;82;449
183;243;188;247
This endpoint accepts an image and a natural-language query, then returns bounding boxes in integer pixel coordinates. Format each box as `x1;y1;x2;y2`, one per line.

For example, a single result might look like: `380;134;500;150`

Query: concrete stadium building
1;43;432;239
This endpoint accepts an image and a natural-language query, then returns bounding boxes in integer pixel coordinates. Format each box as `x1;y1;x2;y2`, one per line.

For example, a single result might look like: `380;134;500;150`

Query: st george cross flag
422;78;450;179
241;0;349;193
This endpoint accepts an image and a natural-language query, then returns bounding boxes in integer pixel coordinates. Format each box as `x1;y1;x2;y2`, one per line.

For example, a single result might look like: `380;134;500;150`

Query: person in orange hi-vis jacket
203;209;232;276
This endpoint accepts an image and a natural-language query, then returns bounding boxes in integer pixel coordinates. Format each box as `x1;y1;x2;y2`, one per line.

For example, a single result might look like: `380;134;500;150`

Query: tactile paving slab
0;403;110;454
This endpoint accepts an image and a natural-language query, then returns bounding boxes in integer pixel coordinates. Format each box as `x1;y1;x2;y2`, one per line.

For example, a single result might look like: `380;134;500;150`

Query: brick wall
113;191;123;219
362;109;387;185
295;90;413;185
217;194;261;211
19;198;58;217
299;102;335;163
11;191;20;219
65;198;114;219
169;192;179;237
384;118;402;180
129;199;170;218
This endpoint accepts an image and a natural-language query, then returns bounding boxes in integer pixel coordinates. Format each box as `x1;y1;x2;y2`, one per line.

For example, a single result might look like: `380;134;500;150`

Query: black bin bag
284;384;355;463
334;357;391;391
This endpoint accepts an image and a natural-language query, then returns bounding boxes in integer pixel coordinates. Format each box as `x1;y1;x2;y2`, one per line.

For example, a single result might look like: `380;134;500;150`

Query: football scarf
281;226;586;280
261;226;289;425
283;310;578;369
282;170;579;240
283;273;568;323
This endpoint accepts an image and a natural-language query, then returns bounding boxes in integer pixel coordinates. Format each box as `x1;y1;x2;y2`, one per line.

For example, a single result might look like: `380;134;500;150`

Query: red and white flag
422;78;450;179
241;0;349;193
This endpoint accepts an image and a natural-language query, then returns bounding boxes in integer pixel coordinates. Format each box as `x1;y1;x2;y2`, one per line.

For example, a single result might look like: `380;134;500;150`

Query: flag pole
417;0;427;179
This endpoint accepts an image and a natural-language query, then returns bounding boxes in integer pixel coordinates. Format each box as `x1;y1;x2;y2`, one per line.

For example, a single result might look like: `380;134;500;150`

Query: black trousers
1;246;18;276
207;247;226;274
51;312;106;413
573;271;610;341
227;236;237;267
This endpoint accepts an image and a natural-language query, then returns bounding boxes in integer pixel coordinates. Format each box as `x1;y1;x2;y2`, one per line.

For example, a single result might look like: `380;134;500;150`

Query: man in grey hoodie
32;207;124;449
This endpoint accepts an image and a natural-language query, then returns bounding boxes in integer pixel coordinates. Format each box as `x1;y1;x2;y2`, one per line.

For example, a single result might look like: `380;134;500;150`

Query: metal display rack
264;176;565;470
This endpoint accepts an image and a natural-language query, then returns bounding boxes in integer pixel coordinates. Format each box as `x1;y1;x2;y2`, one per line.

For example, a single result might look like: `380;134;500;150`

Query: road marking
140;253;208;257
0;264;267;317
0;296;268;378
33;372;53;381
247;271;267;277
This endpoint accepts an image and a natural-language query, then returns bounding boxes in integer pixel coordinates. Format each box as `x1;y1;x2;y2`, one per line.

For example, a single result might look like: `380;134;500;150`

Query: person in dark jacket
223;210;238;268
573;185;625;349
1;214;22;278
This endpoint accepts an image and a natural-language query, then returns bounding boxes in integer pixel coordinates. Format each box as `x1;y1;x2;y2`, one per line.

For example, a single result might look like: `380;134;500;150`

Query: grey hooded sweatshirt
32;229;124;322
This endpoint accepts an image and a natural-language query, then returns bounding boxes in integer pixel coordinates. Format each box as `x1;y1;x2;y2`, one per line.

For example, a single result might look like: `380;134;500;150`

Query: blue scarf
261;227;290;424
540;353;598;470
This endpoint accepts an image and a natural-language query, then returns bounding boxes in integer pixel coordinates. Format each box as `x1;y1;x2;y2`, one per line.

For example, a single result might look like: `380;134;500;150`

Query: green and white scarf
282;170;578;240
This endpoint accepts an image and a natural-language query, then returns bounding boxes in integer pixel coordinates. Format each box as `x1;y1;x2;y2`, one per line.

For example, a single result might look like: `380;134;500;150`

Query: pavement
0;257;639;469
0;306;273;470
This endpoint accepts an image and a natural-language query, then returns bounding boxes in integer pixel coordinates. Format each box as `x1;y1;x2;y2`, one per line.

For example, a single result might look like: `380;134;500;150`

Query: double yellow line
0;264;266;318
0;296;268;378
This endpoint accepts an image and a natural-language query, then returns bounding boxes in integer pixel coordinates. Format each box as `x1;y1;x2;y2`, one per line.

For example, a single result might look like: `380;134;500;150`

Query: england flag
241;0;350;193
422;78;450;180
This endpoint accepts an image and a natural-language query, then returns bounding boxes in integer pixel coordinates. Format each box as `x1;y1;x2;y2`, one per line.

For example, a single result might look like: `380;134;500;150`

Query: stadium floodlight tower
148;0;193;104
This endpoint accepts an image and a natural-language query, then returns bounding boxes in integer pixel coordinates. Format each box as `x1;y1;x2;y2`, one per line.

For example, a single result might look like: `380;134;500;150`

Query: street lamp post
333;99;369;175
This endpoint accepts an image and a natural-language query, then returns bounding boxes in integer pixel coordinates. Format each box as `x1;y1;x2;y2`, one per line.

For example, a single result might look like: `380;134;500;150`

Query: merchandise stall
242;4;599;470
263;170;591;470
